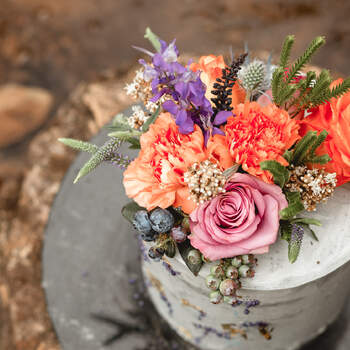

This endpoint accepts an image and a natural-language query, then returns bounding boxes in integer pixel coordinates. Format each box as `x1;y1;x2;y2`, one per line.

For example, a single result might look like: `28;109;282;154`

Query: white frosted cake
60;29;350;350
142;183;350;350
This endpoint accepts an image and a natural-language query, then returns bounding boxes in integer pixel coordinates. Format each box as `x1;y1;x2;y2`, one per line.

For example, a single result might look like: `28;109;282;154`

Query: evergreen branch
328;77;350;99
291;131;317;165
308;154;331;164
308;70;332;104
286;36;325;84
307;130;328;159
271;67;284;104
260;160;290;188
279;35;295;69
58;138;99;154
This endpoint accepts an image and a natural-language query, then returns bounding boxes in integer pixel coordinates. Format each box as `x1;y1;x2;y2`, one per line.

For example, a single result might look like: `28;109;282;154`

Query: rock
0;84;53;148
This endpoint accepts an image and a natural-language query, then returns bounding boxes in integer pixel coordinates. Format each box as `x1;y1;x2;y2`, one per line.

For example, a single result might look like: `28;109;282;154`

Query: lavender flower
138;39;222;143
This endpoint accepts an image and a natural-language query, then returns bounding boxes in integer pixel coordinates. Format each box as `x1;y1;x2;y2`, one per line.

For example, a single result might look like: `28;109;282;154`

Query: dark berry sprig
211;53;248;116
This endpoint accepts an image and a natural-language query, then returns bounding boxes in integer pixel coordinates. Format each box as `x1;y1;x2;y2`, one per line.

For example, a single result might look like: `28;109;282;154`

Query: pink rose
189;173;288;260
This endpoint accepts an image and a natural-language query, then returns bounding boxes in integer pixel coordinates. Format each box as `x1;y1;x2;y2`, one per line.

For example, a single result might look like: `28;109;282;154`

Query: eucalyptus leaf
122;201;144;224
177;240;203;276
164;239;176;258
223;164;240;178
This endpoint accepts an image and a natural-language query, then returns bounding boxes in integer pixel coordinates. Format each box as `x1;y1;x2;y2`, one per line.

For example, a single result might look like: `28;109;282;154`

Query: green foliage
144;27;161;52
285;130;331;166
177;240;203;276
58;138;98;154
286;36;325;84
288;230;303;263
108;113;133;131
279;35;295;69
270;35;350;112
72;138;123;183
122;201;144;223
280;191;305;220
260;160;290;188
141;106;161;132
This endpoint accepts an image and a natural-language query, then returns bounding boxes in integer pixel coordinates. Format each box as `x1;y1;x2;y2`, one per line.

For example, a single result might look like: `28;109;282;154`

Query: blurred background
0;0;349;349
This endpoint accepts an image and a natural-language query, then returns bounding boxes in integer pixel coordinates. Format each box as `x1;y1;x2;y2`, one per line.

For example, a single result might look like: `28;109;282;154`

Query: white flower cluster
124;69;150;100
128;105;149;130
124;69;168;114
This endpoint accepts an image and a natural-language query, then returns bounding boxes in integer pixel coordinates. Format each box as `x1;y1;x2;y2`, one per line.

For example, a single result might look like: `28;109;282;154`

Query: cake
60;28;350;350
142;182;350;349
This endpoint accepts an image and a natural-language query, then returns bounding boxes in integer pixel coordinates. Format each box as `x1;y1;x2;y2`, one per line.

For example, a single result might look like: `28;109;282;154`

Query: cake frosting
142;183;350;350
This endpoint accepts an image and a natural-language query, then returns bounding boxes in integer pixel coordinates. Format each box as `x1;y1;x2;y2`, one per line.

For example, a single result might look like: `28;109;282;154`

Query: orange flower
299;79;350;186
225;102;300;183
123;113;234;214
190;55;246;107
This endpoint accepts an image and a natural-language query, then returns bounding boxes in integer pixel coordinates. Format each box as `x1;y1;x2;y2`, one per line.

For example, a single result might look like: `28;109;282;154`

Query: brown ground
0;0;349;349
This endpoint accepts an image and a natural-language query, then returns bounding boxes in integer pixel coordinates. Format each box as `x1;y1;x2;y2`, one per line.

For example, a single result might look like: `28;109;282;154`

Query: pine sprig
286;130;331;166
286;36;325;84
58;138;99;154
279;35;295;69
327;77;350;100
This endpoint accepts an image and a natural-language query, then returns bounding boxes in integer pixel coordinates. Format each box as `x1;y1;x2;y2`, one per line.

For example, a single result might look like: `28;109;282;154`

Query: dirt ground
0;0;349;349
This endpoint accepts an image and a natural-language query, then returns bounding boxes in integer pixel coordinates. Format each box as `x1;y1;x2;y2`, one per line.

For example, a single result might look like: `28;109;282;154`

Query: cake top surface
178;183;350;290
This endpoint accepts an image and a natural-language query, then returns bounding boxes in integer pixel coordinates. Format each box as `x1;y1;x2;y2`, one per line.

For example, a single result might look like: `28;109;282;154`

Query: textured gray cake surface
43;125;350;350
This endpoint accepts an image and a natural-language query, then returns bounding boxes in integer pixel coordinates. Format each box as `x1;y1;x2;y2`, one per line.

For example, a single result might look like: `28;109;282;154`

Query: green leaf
288;237;302;263
223;164;240;178
308;154;331;164
280;191;305;220
144;27;161;52
108;130;142;138
291;217;321;226
283;150;293;163
280;221;292;241
121;201;144;224
141;106;161;132
108;113;133;132
142;106;160;132
58;138;99;154
279;35;295;69
177;240;203;276
271;67;285;104
127;137;141;149
260;160;290;188
164;239;176;258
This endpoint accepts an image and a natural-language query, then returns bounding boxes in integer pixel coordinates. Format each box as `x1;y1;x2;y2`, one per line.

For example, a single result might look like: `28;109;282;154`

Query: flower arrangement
60;29;350;305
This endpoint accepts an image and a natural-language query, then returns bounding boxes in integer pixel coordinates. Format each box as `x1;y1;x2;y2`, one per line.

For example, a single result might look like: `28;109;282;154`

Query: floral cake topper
60;28;350;305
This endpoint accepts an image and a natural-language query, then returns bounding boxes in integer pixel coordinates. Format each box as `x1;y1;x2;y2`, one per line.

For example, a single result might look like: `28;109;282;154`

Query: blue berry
149;208;174;233
141;231;157;242
133;210;152;234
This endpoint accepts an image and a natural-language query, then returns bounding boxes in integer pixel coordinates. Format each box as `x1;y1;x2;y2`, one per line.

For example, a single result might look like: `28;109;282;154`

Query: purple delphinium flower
137;38;228;144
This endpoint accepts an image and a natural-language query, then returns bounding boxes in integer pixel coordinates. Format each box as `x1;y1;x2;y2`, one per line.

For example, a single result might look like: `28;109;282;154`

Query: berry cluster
132;208;189;260
205;255;257;305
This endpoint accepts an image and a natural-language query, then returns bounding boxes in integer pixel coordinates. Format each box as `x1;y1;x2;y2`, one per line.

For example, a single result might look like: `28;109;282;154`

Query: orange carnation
190;55;246;107
225;102;300;183
123;113;234;214
299;79;350;186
